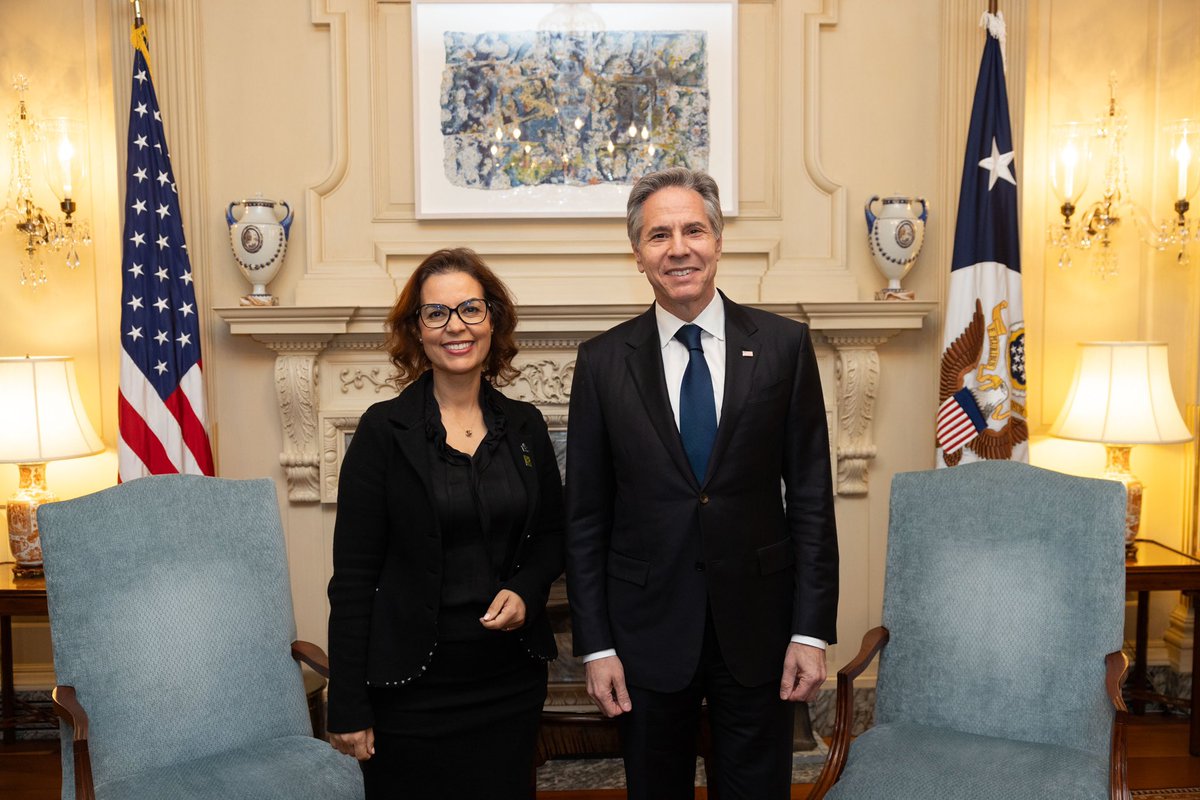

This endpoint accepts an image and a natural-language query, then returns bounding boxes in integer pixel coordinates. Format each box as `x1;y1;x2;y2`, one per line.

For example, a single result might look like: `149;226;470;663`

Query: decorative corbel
825;336;884;496
263;337;333;502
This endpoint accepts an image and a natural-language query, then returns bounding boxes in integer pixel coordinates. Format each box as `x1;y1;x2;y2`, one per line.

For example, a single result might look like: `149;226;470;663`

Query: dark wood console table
1126;538;1200;755
0;566;49;744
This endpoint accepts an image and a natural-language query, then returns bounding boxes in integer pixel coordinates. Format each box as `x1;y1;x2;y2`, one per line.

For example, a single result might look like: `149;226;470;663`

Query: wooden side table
0;565;49;744
1126;538;1200;755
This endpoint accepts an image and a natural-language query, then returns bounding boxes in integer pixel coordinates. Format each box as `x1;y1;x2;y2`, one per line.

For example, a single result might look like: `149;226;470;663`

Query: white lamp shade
0;356;104;463
1051;342;1193;445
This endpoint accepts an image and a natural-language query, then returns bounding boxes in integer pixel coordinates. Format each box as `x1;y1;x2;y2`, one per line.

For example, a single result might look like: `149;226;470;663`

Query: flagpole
131;0;143;27
988;0;997;14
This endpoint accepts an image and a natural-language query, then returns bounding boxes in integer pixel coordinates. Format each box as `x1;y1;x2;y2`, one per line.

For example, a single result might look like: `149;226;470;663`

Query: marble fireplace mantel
217;301;934;501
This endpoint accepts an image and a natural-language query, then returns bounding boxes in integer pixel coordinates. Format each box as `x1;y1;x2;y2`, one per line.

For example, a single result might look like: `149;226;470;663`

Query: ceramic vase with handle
227;194;292;306
865;195;927;300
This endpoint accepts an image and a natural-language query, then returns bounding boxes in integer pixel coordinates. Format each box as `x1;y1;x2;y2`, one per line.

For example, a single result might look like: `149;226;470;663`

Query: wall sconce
0;75;91;287
1163;118;1200;260
1047;74;1197;277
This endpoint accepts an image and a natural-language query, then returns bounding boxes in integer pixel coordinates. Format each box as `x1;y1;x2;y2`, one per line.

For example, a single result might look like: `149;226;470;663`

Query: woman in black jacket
326;248;564;798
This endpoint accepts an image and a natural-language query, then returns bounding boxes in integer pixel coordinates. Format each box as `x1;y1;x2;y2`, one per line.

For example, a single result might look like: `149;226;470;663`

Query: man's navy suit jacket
565;293;839;692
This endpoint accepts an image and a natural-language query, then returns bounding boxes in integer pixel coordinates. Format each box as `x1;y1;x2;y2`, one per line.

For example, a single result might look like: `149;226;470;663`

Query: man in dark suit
565;167;838;800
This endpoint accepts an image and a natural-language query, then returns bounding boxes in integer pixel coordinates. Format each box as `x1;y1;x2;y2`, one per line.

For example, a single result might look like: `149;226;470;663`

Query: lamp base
1101;445;1142;560
6;463;55;578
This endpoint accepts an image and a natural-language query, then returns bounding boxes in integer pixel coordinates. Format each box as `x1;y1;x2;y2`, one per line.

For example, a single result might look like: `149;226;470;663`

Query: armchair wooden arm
808;626;890;800
52;685;97;800
1107;650;1130;800
291;640;331;678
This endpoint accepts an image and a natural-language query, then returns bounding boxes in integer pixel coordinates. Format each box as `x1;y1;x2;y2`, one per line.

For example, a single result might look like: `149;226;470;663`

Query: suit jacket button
699;494;710;505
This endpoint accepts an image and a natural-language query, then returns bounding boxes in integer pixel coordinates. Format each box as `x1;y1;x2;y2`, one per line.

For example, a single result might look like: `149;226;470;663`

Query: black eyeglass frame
415;298;491;329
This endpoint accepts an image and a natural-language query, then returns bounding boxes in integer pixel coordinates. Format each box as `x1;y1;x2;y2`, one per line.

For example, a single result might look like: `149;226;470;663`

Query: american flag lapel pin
742;350;754;357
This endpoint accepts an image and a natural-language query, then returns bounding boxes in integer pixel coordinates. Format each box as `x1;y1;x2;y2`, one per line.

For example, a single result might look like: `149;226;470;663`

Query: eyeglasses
416;298;490;329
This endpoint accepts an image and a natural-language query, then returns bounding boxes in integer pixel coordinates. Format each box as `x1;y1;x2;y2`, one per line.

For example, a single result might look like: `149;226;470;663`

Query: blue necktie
675;324;717;481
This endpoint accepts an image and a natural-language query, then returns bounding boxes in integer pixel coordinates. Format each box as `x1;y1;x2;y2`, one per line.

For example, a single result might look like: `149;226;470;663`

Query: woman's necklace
440;404;483;439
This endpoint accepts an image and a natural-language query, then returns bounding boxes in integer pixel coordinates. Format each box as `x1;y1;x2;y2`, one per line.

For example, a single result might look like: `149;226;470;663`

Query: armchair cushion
94;735;361;800
876;461;1126;757
825;722;1108;800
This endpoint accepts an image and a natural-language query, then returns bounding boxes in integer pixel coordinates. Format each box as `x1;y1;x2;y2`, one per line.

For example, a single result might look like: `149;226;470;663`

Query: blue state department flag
936;12;1028;468
117;23;215;480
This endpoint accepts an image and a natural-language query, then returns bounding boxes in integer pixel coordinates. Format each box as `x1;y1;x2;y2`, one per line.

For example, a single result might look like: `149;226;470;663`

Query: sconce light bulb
574;117;584;130
607;139;614;154
524;144;531;155
648;143;656;156
641;125;649;140
490;144;499;157
495;126;504;141
1176;137;1193;199
627;123;638;138
512;127;521;140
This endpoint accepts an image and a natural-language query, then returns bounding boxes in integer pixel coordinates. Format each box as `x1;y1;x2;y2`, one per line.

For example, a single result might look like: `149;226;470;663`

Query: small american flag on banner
937;388;987;455
117;23;214;480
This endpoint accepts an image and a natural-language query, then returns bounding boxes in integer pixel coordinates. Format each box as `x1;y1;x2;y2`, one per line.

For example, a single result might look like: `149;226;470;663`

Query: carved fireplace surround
218;301;933;502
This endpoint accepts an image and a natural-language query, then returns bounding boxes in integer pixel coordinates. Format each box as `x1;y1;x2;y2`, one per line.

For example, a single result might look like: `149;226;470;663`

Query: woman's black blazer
327;371;565;733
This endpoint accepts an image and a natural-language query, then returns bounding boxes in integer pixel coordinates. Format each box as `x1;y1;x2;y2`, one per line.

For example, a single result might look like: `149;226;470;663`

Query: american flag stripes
117;24;214;480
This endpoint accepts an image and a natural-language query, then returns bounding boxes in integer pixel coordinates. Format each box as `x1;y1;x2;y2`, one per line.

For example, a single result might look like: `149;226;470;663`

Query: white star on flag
180;271;194;286
134;69;147;83
134;135;148;150
154;297;169;312
157;171;170;186
155;266;169;281
156;234;170;250
127;326;143;341
176;332;191;347
134;102;148;117
127;295;143;311
180;302;194;317
156;204;170;219
154;361;168;375
977;137;1016;190
130;232;145;246
154;330;169;345
128;262;144;277
133;167;147;183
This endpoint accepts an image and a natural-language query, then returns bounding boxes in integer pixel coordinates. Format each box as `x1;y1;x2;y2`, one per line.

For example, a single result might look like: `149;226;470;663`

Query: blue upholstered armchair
811;461;1130;800
37;475;363;800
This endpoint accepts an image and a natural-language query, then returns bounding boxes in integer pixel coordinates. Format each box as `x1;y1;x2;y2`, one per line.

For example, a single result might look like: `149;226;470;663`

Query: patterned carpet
535;739;829;791
1132;790;1200;799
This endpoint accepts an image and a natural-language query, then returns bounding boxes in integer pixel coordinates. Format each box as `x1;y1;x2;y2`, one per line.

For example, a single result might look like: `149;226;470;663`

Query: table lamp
0;356;103;577
1050;342;1193;558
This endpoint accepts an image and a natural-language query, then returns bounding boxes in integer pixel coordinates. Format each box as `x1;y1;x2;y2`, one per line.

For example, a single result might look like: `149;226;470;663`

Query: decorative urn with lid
865;195;928;300
227;194;293;306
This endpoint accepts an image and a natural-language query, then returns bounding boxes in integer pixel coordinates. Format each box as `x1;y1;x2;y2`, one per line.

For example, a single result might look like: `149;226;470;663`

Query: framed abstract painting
411;0;737;218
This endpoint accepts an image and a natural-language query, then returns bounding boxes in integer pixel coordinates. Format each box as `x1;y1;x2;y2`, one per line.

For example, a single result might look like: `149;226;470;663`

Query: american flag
935;12;1028;467
117;24;214;480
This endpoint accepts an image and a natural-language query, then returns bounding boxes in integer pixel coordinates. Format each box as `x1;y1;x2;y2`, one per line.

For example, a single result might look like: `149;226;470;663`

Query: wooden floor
2;713;1198;799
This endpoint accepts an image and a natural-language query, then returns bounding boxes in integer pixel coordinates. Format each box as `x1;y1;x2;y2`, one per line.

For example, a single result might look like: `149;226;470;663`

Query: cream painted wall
9;0;1197;697
1022;0;1200;661
0;0;121;689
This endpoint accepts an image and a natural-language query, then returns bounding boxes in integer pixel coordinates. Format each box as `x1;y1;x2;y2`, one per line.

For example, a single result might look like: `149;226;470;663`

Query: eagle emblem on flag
937;299;1028;466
